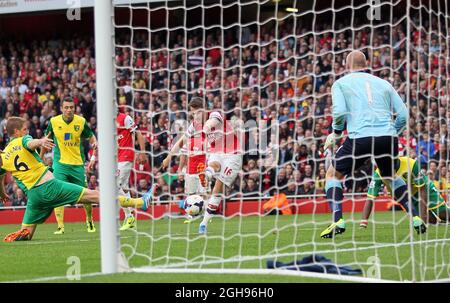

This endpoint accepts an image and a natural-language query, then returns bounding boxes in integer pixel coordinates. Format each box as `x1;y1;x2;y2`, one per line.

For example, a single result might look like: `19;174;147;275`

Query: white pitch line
4;272;104;283
2;235;136;246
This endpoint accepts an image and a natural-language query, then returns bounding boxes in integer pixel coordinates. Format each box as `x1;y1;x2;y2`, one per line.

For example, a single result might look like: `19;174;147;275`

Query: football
184;195;204;217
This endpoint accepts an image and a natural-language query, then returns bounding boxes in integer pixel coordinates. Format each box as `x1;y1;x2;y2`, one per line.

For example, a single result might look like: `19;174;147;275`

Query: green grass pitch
1;211;449;283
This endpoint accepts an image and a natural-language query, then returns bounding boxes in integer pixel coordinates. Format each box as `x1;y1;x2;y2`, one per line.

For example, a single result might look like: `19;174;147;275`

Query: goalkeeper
321;50;426;239
360;156;450;227
1;117;155;242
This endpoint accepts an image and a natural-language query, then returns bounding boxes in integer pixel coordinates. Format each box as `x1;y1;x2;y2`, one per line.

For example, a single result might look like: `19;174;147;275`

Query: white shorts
185;173;207;195
208;153;243;187
117;161;133;190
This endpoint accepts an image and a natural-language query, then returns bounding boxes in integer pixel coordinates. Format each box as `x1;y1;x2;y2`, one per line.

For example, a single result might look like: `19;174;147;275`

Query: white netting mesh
111;0;450;281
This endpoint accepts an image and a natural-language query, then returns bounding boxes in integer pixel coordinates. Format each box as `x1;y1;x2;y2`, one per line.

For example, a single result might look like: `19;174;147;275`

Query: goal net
104;0;450;282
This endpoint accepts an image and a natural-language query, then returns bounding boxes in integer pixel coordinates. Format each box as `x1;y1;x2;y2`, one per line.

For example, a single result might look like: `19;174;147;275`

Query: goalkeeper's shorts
334;136;398;178
22;179;86;225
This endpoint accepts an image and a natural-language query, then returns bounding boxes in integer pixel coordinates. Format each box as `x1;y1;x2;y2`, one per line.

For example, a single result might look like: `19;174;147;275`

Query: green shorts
22;179;86;225
53;162;87;187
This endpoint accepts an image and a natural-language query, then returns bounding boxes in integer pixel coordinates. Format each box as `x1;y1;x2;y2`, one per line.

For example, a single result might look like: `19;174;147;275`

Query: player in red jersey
117;110;147;230
198;99;243;235
162;98;209;222
92;110;146;230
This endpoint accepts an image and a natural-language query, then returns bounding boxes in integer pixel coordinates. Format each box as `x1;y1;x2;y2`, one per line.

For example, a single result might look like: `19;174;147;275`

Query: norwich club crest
74;125;80;131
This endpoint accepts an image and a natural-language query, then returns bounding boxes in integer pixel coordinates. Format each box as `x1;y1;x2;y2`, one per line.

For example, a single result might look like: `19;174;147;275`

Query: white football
184;195;204;217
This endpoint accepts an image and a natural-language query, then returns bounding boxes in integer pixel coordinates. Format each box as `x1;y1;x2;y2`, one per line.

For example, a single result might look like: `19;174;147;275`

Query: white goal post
94;0;119;274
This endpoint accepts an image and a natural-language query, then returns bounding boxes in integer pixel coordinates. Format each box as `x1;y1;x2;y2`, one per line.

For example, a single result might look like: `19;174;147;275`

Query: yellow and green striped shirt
46;115;94;166
0;135;48;194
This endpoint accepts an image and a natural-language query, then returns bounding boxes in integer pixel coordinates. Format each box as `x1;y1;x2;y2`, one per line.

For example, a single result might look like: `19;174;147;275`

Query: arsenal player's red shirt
185;120;206;174
117;113;137;162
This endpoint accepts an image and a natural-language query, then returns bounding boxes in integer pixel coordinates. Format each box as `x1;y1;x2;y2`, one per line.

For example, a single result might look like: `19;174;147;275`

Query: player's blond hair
6;117;26;137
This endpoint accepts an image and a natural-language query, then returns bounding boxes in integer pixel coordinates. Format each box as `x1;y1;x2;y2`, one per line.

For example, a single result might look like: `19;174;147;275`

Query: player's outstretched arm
389;85;408;133
38;132;52;159
27;136;55;151
330;82;347;134
324;82;347;151
178;154;187;173
87;147;97;172
136;130;147;163
162;134;186;169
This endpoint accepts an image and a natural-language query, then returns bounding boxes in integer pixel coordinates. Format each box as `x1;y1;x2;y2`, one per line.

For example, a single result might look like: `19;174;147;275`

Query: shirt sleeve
185;122;197;138
81;120;94;138
124;115;138;133
367;170;383;198
331;82;347;132
390;85;407;133
22;135;34;152
209;111;224;123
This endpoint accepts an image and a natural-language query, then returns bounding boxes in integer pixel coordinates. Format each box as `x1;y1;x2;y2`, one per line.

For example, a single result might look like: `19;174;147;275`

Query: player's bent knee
208;161;221;172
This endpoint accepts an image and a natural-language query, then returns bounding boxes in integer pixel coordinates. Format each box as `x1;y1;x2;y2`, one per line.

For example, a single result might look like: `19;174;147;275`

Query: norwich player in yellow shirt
43;97;98;234
1;117;155;242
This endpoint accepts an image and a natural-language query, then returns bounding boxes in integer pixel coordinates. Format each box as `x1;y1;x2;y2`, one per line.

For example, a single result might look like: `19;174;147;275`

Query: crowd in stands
1;12;450;207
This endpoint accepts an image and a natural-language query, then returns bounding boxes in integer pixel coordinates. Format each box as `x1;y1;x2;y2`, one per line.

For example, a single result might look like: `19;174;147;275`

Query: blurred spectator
12;189;27;207
315;168;326;194
442;169;450;202
284;178;298;196
298;178;315;195
437;166;448;195
416;133;435;168
159;185;171;201
150;139;168;168
130;159;151;188
138;179;149;192
243;178;259;197
433;143;450;163
302;164;314;181
88;175;99;190
428;161;438;181
276;168;288;191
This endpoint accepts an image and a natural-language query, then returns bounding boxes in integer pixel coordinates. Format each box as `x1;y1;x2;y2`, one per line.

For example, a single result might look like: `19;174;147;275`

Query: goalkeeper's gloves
324;131;344;151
